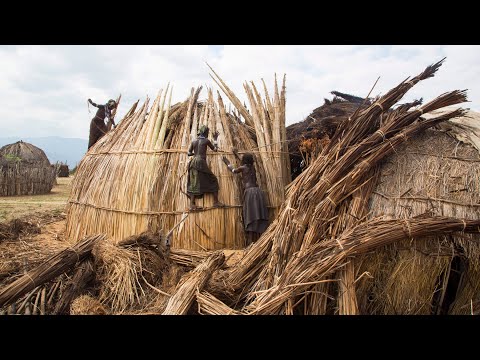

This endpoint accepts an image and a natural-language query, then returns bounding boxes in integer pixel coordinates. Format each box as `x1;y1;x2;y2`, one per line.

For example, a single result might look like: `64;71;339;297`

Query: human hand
213;130;220;140
88;98;92;104
222;156;230;166
231;147;241;160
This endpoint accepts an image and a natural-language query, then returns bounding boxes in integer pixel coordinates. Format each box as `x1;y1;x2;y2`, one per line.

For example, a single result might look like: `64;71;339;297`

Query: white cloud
0;45;478;140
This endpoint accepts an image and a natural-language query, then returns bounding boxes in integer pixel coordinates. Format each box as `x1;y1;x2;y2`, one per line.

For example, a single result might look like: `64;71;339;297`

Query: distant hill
0;136;88;167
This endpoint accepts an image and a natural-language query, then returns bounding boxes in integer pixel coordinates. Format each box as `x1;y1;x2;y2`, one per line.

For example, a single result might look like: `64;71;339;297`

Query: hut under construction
66;70;290;250
0;141;56;196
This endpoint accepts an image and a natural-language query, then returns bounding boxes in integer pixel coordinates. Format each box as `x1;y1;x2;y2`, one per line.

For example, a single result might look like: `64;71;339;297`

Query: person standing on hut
187;125;224;211
222;151;269;245
87;98;117;149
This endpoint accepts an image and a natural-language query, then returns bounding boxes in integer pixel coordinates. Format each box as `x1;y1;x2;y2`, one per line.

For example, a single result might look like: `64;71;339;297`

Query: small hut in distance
0;140;56;196
56;162;70;177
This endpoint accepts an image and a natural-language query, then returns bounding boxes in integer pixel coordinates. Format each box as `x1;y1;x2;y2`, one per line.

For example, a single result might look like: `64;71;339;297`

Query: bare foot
189;205;198;211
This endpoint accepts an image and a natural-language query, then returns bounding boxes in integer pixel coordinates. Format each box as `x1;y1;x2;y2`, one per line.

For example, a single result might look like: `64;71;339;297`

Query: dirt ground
0;177;72;243
0;177;72;222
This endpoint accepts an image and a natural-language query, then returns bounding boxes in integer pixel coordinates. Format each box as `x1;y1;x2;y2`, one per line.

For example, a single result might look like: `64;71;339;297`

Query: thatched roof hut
57;164;69;177
353;109;480;315
0;141;56;196
66;72;290;251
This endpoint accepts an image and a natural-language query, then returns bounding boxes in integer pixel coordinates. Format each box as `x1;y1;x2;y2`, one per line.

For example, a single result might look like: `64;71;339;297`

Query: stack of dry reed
208;64;291;208
216;58;475;314
66;69;289;251
0;234;104;309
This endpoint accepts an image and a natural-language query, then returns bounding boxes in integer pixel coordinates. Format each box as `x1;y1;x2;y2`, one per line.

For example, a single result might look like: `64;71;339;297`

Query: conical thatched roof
0;141;51;166
0;141;56;196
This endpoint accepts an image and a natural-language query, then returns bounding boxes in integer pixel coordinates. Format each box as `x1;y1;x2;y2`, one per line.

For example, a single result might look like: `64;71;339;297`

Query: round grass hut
0;141;56;196
57;164;69;177
66;73;290;251
352;110;480;315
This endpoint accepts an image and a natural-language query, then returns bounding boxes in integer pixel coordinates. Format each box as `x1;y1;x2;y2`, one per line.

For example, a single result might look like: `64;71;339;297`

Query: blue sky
0;45;478;140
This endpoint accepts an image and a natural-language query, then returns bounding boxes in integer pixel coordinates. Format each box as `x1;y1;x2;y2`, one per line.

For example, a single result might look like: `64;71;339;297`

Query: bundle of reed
107;94;122;131
0;234;104;308
92;238;146;313
162;251;224;315
169;248;212;268
66;68;289;251
53;259;95;315
196;290;240;315
244;216;480;314
333;167;381;315
208;64;291;209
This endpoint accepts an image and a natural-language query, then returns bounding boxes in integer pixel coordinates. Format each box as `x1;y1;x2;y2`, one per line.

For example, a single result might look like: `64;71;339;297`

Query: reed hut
57;164;69;177
0;141;56;196
66;70;290;251
353;109;480;315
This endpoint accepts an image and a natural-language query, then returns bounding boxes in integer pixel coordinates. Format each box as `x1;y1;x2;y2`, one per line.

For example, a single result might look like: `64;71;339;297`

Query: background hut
0;141;56;196
66;72;290;251
56;163;69;178
286;91;370;179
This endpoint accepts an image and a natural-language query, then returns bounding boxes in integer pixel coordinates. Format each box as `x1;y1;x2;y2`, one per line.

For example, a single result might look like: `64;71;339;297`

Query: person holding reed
222;150;269;245
187;125;224;211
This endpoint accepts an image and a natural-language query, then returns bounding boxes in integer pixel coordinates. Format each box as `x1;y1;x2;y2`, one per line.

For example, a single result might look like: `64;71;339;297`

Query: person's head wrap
107;99;117;109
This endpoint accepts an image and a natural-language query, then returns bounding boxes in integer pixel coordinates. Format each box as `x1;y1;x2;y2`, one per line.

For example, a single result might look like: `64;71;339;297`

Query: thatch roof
286;93;369;179
57;164;69;177
0;141;56;196
0;141;51;166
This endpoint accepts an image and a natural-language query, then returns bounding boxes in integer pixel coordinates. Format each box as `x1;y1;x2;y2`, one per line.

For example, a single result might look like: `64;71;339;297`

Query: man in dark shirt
87;98;117;149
